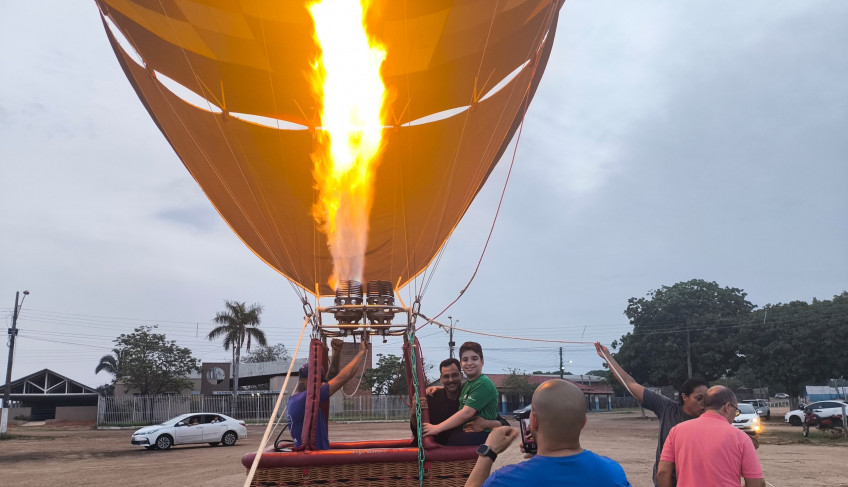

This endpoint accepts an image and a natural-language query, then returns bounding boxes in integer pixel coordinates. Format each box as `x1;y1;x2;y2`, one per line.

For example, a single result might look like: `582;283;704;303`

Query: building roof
0;368;98;396
486;374;613;395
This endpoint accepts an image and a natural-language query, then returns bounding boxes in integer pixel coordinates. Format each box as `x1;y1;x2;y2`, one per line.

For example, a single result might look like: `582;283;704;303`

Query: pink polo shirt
660;411;763;486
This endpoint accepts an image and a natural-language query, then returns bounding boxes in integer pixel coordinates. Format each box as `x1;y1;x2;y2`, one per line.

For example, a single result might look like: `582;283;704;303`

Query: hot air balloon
94;0;565;484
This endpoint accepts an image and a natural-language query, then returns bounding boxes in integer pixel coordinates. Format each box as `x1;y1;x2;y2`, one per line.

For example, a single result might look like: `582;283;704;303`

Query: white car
733;403;762;435
131;413;247;450
784;401;848;427
774;393;789;399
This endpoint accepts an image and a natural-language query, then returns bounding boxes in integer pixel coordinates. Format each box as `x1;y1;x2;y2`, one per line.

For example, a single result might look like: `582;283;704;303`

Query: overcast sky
2;1;846;391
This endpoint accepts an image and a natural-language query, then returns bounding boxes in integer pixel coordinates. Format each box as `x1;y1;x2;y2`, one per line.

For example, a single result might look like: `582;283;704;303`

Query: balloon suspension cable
341;334;368;398
424;90;535;326
407;326;425;487
598;346;636;399
244;315;311;487
416;313;595;346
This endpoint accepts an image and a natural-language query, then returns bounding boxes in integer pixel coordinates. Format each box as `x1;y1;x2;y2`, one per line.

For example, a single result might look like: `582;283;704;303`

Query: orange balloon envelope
95;0;565;296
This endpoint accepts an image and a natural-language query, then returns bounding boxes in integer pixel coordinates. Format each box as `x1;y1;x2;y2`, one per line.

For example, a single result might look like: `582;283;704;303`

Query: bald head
531;379;586;443
703;385;736;411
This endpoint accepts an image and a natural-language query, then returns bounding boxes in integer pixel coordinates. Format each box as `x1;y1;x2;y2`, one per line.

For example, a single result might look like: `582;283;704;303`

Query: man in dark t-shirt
596;343;706;486
412;358;505;445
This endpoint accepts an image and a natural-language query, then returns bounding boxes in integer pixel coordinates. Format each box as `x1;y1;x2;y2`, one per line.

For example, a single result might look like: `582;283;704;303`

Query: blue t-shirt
482;450;631;487
287;383;330;450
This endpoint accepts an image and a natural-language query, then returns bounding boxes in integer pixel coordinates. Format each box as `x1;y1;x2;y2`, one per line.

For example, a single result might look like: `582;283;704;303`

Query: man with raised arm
658;386;765;487
287;338;369;450
595;342;707;486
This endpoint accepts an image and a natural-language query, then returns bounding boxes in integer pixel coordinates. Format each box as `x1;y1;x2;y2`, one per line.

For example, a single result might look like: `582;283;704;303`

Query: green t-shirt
459;374;499;421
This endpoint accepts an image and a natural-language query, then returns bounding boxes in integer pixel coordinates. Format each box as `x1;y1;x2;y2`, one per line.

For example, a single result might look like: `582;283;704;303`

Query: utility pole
448;316;457;359
2;290;29;434
686;324;692;379
559;347;564;379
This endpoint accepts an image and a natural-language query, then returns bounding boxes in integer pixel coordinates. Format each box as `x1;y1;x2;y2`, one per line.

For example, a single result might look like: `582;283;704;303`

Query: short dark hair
459;342;483;361
439;358;461;373
678;378;708;405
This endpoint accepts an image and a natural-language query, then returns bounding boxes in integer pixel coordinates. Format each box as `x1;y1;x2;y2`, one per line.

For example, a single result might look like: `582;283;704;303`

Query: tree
361;354;407;395
613;279;755;386
241;343;289;363
502;369;537;402
115;325;198;396
207;300;267;397
737;292;848;406
95;348;125;389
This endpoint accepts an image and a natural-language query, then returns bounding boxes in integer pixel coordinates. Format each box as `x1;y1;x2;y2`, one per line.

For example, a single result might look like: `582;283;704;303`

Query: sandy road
1;412;845;486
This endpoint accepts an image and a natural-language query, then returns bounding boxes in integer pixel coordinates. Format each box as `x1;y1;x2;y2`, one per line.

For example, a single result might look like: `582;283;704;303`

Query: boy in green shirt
423;342;499;445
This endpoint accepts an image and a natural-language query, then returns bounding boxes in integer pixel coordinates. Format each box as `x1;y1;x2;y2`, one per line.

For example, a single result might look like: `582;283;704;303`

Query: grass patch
1;432;53;441
758;427;848;446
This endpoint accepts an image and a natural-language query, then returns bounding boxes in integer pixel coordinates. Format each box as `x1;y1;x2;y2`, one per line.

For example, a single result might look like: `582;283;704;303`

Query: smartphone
514;406;537;454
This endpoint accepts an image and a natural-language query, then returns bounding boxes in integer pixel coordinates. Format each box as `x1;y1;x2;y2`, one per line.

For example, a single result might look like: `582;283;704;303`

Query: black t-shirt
642;388;697;486
410;388;460;445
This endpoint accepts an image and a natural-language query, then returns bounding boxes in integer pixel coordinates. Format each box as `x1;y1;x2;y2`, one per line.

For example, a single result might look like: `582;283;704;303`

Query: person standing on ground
464;379;631;487
658;386;765;487
595;342;707;486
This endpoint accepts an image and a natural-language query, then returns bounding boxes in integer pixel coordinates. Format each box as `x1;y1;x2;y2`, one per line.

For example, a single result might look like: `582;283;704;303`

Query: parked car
784;401;848;427
741;399;770;420
733;403;762;435
774;393;789;399
131;413;247;450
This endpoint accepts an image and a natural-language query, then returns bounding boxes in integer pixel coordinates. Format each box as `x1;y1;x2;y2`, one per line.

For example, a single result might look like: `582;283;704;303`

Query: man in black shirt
596;343;706;486
412;358;505;445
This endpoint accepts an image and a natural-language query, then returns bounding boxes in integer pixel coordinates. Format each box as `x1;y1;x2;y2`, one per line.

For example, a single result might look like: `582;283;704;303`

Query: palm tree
207;301;267;399
95;348;124;396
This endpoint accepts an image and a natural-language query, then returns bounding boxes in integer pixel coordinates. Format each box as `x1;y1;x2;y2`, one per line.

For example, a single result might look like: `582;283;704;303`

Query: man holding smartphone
465;379;631;487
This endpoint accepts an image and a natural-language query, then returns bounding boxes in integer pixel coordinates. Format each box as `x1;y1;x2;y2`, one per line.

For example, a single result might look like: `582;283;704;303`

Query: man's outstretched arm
328;338;368;395
595;342;645;402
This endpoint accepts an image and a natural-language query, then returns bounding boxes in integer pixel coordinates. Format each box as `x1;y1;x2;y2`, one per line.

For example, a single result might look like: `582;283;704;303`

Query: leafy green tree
207;301;267;397
737;292;848;405
115;326;198;396
502;369;536;402
242;343;289;363
361;354;407;395
613;279;755;386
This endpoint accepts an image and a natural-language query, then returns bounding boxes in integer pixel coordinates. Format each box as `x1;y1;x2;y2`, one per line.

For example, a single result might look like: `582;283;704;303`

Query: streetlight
447;316;458;359
2;290;29;433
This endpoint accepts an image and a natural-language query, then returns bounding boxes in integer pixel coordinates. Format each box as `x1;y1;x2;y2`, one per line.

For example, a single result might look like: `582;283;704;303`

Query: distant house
484;373;613;414
804;385;848;402
0;369;98;421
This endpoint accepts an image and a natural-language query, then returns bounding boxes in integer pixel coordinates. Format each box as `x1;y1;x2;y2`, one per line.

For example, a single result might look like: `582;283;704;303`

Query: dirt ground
1;407;845;487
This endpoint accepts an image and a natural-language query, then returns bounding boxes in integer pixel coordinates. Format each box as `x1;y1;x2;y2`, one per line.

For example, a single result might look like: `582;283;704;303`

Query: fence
328;394;411;421
97;393;412;426
97;394;285;426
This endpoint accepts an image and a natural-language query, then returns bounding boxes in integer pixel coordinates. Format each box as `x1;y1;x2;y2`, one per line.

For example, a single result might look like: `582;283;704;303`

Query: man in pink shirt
658;386;764;487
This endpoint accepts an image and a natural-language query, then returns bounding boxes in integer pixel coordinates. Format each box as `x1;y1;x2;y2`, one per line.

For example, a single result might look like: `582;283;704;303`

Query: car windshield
737;403;756;414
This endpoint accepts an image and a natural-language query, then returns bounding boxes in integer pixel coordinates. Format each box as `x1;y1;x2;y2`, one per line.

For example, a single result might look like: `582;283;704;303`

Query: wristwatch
476;444;497;462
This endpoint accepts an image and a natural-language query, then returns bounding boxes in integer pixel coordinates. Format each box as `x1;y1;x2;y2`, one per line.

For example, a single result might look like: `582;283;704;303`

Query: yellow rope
243;315;310;487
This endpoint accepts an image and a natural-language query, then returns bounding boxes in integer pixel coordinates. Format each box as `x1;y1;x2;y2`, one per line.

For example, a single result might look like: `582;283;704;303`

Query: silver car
733;403;762;435
131;413;247;450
